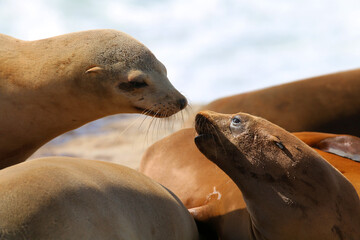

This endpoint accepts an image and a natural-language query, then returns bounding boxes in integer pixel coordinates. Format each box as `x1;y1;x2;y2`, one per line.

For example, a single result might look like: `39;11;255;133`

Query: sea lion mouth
195;113;216;135
194;113;219;148
194;133;214;142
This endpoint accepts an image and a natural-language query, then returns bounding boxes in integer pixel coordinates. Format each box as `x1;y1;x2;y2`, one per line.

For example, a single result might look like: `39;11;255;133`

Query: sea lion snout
195;111;212;134
177;97;187;110
194;111;240;163
195;111;229;132
194;112;215;148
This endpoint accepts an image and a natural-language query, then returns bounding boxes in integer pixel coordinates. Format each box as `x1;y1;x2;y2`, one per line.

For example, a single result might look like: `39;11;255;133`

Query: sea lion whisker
145;109;161;143
138;114;150;130
167;114;174;131
142;109;156;144
116;114;144;139
150;117;157;142
154;110;164;141
186;102;194;113
180;110;185;128
162;117;168;136
167;114;175;131
155;117;162;140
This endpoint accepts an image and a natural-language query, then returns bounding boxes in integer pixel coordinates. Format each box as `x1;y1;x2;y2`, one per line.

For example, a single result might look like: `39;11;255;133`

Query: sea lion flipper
317;136;360;162
188;205;214;222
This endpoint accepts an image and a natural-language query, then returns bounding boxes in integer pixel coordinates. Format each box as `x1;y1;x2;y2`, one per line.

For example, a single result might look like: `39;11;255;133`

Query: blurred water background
2;0;360;104
2;0;360;148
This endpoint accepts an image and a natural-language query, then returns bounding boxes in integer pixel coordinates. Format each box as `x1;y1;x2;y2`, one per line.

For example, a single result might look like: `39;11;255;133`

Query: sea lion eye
129;81;148;88
231;116;241;126
118;79;148;91
127;73;149;89
230;116;243;135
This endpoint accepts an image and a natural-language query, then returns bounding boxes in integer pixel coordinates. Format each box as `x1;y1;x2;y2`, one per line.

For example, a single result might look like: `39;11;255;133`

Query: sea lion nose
178;97;188;110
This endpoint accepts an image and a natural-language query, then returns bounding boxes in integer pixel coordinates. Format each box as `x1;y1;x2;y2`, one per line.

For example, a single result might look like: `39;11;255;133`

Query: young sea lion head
81;30;187;118
194;110;333;237
194;110;316;183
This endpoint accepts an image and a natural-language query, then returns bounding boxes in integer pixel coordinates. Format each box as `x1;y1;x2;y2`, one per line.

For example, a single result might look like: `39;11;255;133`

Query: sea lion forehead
197;111;294;144
92;30;159;70
196;111;256;130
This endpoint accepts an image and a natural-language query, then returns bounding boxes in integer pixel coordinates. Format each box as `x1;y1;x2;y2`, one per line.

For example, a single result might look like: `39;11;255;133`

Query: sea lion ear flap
85;66;104;74
267;135;285;150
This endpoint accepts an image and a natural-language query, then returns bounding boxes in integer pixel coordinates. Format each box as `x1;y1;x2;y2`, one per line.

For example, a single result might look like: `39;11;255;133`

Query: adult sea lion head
194;110;360;239
69;30;187;117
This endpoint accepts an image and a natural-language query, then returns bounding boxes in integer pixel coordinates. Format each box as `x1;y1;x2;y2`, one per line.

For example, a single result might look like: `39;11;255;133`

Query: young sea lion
194;111;360;240
0;157;198;240
140;128;360;239
0;29;187;169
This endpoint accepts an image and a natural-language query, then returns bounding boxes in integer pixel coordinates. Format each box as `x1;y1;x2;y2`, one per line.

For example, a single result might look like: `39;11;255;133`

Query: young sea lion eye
231;116;241;126
230;115;243;135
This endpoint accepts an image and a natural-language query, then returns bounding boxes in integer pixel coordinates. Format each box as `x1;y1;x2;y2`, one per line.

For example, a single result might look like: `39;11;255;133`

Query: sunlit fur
0;29;187;169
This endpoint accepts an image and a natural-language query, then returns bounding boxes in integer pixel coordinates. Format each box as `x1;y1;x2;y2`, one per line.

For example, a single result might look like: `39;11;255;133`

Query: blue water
1;0;360;103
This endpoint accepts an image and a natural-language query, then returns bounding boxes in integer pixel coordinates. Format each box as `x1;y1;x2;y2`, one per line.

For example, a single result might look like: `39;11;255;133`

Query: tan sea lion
0;29;187;169
0;157;198;240
194;111;360;240
140;129;360;239
197;68;360;136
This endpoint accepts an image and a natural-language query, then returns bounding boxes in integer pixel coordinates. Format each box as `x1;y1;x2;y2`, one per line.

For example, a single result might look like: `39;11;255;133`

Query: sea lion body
0;30;187;169
200;69;360;136
140;128;249;239
0;157;198;240
194;111;360;240
140;129;360;239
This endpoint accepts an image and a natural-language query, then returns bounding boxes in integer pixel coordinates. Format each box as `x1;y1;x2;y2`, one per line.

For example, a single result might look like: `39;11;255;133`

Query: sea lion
0;157;198;240
0;29;187;169
294;132;360;162
194;111;360;240
140;129;360;239
196;68;360;136
140;128;248;239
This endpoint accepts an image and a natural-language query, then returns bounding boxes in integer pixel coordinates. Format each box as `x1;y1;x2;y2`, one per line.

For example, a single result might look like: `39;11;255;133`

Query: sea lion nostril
178;98;188;110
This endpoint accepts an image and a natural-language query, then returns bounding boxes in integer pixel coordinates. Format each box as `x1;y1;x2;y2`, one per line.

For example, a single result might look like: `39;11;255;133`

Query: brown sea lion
197;69;360;136
294;132;360;162
140;128;360;240
194;111;360;239
0;157;198;240
0;29;187;169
